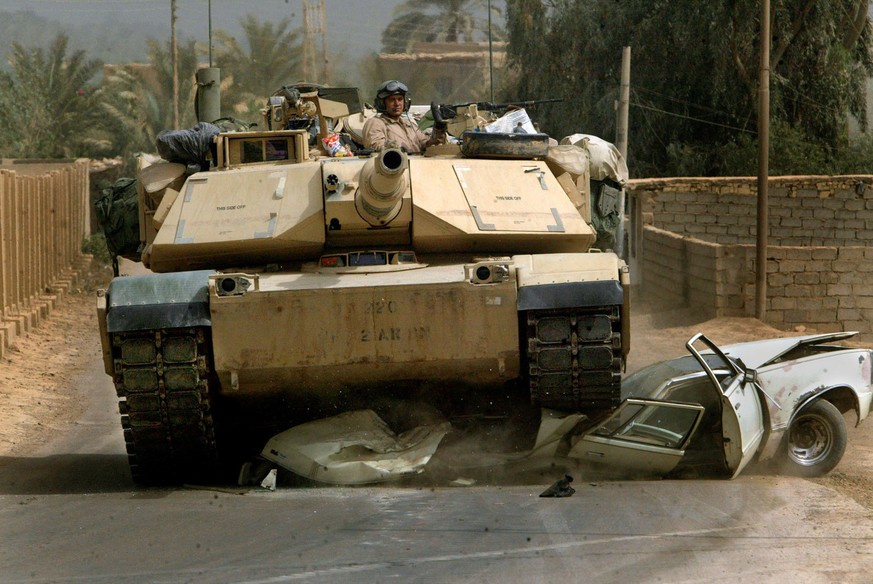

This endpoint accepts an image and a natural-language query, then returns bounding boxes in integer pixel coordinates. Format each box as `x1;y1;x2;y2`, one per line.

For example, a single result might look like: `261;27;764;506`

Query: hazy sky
0;0;402;55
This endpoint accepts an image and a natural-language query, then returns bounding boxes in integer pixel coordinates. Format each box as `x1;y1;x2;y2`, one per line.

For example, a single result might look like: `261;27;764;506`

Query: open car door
568;398;705;476
686;333;765;478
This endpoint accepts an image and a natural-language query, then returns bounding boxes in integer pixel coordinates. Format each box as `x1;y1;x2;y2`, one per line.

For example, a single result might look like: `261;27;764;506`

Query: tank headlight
466;260;512;285
324;173;345;195
216;276;252;297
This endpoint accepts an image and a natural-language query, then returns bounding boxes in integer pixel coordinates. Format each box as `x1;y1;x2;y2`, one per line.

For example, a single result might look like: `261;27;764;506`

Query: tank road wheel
111;327;220;485
781;400;847;478
526;307;622;413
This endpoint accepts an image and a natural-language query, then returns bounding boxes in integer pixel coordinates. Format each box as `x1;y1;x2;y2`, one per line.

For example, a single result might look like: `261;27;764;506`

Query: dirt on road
0;260;870;507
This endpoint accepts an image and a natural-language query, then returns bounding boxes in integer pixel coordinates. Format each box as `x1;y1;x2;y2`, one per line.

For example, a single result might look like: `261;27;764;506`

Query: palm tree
141;38;203;129
0;33;102;158
86;68;167;160
381;0;502;53
213;15;303;115
84;38;201;166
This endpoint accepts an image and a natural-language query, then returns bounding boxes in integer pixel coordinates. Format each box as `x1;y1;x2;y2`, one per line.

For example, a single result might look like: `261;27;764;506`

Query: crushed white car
254;332;870;485
554;332;872;478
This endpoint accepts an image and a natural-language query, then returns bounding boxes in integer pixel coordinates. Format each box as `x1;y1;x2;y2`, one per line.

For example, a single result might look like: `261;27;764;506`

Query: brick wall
633;175;873;246
629;176;873;341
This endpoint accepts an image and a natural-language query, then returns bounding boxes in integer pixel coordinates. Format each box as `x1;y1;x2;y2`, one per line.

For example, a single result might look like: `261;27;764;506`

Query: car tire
782;400;847;478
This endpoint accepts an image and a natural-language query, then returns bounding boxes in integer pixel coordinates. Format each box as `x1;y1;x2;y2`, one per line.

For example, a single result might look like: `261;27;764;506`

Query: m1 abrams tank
95;84;631;484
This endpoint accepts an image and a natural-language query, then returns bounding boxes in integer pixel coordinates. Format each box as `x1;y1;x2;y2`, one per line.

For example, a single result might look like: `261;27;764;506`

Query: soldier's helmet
375;80;411;114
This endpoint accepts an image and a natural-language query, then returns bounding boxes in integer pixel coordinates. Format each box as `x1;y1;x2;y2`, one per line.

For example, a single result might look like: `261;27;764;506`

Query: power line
631;95;756;134
633;85;746;123
636;76;852;131
632;91;669;150
776;80;848;118
631;90;863;156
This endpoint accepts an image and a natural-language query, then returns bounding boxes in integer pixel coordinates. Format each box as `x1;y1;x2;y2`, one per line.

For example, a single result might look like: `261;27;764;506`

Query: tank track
526;306;622;413
109;327;219;484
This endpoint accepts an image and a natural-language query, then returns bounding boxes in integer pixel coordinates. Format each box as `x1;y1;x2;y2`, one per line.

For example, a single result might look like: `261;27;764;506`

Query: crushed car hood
720;331;857;370
261;410;451;485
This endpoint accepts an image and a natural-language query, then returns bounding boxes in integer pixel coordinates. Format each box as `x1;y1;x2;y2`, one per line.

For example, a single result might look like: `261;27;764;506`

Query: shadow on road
0;453;135;495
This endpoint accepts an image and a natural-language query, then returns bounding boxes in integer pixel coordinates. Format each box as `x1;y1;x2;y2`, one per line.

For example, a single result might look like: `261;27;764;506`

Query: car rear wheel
783;400;847;478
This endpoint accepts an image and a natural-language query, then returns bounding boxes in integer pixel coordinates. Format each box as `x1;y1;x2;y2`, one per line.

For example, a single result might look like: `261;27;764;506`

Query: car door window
573;399;705;476
592;399;702;449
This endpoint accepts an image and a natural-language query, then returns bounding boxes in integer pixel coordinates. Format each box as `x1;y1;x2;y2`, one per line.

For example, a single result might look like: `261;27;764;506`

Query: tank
95;84;631;484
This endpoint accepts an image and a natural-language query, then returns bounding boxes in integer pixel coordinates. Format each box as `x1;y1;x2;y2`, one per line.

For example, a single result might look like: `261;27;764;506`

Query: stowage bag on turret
156;122;220;173
94;177;140;259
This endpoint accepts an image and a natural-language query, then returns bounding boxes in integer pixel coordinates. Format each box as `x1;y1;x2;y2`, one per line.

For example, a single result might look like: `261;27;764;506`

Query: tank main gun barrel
355;147;409;227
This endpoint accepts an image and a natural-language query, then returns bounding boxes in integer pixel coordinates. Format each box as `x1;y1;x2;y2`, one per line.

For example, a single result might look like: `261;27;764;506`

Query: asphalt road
1;352;872;583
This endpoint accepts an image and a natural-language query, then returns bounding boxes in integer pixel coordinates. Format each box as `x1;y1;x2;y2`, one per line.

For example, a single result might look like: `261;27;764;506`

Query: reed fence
0;159;91;357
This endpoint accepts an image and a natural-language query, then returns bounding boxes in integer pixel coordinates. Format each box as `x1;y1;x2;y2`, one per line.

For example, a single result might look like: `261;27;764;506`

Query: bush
831;134;873;174
81;233;112;265
698;121;839;177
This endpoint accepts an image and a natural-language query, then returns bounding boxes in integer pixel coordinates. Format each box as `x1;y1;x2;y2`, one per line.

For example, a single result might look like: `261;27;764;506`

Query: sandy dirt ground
0;262;113;457
0;260;870;507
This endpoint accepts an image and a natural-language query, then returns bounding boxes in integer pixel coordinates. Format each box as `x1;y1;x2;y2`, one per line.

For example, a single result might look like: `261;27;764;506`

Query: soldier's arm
363;117;388;150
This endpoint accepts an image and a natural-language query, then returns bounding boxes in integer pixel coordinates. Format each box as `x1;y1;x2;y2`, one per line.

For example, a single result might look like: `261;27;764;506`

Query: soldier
362;80;444;153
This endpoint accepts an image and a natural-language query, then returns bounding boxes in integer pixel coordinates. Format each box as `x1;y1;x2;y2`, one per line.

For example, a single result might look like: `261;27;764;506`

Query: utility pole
320;0;330;83
302;1;311;80
302;1;314;81
171;0;179;128
756;0;770;320
616;46;631;161
301;0;328;82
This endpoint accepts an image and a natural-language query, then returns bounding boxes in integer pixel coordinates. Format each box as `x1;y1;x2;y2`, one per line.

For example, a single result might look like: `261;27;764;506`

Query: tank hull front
97;253;626;484
208;264;522;396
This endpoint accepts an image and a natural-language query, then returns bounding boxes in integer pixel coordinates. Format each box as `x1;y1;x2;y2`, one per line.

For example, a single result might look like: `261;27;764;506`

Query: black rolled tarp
156;122;220;173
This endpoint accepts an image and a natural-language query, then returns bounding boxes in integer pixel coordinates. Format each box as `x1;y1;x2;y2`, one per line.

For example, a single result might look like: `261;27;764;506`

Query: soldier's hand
427;127;447;146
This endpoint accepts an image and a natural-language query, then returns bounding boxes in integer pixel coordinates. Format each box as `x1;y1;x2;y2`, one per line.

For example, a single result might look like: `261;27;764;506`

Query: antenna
208;0;213;67
488;0;493;102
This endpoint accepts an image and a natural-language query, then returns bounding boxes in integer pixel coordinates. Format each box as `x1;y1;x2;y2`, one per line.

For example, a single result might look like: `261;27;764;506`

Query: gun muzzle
355;147;409;226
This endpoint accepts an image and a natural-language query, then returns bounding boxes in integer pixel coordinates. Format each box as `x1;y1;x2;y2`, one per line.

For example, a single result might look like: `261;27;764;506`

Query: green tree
0;33;102;158
381;0;503;53
85;38;201;166
142;38;202;130
213;15;302;115
505;0;873;176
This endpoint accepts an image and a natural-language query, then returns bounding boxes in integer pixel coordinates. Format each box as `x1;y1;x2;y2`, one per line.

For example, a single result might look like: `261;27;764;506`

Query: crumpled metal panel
261;410;451;485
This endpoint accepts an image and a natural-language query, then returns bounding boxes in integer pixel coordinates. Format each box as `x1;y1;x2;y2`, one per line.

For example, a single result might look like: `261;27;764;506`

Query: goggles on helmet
377;80;408;98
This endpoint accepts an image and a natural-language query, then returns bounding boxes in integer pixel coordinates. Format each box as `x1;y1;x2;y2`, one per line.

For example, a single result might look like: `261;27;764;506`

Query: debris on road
540;474;575;497
449;477;477;487
260;469;277;491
